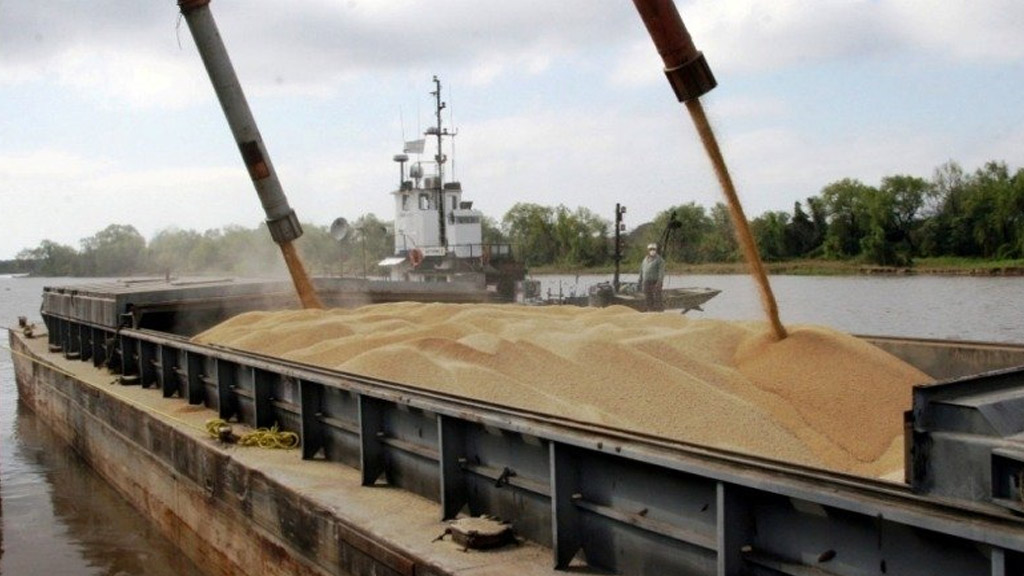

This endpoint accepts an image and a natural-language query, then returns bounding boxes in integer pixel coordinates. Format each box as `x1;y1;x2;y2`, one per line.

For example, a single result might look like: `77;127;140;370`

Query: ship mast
430;75;448;247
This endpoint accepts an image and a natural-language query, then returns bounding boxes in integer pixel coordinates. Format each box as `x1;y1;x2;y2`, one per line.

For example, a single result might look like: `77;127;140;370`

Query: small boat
587;281;721;313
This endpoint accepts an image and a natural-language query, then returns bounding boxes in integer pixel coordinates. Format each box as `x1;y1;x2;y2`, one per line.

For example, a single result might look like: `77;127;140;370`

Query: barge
10;1;1024;573
9;277;1024;575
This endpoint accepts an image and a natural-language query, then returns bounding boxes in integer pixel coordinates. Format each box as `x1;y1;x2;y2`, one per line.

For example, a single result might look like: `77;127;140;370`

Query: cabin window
449;196;457;210
455;216;480;224
419;193;430;210
401;194;410;211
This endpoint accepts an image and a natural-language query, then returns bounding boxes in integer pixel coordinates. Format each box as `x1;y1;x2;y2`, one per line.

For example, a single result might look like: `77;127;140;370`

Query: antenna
448;83;457;182
430;75;448;247
399;107;406;143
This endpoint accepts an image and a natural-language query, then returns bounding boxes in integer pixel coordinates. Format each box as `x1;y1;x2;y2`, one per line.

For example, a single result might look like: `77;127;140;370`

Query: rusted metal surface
630;0;715;101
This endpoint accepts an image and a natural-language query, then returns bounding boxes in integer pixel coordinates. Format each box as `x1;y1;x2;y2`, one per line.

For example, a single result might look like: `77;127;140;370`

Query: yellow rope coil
205;418;299;449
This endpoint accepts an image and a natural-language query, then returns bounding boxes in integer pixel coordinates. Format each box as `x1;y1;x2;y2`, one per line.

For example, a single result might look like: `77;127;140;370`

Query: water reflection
1;399;204;576
1;276;204;576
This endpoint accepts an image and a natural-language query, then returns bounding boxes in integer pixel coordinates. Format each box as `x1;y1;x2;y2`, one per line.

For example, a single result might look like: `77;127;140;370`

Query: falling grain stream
281;241;323;309
685;99;786;340
632;0;787;340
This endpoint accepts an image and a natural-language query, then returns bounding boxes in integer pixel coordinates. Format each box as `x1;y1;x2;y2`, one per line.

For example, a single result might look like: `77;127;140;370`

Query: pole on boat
177;0;322;309
613;203;626;293
631;0;786;340
430;75;448;248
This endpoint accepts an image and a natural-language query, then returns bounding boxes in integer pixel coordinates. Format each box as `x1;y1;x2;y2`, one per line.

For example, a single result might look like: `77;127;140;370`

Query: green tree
295;223;343;277
970;161;1021;258
880;175;928;246
650;203;711;263
918;162;968;256
784;201;821;257
702;202;739;262
218;224;280;276
346;214;393;277
751;211;790;262
17;240;79;276
148;227;203;275
860;187;903;266
550;206;609;267
1009;167;1024;258
820;179;873;259
502;203;557;266
859;175;927;265
806;196;829;249
79;224;146;276
481;216;506;245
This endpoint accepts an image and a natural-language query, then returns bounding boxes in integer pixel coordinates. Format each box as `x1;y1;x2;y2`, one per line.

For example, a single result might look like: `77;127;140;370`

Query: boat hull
587;282;722;313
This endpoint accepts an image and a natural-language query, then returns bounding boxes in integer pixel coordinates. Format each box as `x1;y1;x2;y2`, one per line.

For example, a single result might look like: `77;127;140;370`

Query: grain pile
193;303;931;478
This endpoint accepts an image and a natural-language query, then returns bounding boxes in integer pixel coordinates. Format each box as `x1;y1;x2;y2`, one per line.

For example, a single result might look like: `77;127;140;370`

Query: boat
361;75;524;300
588;281;722;313
538;205;722;313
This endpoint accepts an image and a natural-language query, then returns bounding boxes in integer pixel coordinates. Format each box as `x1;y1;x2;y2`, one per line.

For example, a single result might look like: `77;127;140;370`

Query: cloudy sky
1;1;1022;260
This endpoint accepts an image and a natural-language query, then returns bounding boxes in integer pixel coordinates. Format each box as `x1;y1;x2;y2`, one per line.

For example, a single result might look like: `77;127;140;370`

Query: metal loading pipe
632;0;786;340
178;0;322;309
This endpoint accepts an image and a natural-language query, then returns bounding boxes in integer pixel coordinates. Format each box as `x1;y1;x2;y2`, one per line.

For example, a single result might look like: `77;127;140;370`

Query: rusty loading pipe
632;0;787;340
178;0;321;309
631;0;716;102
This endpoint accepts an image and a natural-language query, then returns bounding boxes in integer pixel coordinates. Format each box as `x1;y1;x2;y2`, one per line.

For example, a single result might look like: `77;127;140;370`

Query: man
638;243;665;312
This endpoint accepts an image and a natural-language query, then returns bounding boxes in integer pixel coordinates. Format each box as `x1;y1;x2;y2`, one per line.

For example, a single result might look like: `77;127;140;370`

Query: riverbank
7;258;1024;281
530;257;1024;277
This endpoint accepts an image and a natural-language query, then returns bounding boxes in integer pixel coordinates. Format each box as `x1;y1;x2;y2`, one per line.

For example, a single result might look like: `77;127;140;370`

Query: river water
2;273;1023;574
537;273;1024;343
1;277;203;576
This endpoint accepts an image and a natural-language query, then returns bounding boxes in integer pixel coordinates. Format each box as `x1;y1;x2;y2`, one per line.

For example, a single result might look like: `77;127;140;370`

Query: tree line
502;159;1024;268
8;159;1022;277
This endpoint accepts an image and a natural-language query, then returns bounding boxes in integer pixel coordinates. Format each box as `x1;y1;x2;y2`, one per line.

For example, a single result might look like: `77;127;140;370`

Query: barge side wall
9;330;512;576
12;322;1024;576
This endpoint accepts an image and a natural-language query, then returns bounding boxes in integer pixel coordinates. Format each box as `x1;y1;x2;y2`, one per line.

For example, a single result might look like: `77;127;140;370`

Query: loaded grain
193;303;931;478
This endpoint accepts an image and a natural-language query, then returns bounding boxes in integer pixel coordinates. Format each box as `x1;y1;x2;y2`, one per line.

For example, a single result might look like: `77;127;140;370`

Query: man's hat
647;243;658;250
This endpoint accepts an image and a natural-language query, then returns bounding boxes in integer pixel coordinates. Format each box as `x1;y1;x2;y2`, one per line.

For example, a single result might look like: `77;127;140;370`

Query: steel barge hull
10;278;1024;575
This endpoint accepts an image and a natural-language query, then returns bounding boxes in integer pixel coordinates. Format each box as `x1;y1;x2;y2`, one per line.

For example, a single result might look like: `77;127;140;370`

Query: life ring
409;248;423;267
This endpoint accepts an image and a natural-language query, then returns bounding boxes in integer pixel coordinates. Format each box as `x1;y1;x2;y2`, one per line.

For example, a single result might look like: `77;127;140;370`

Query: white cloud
887;0;1024;61
0;148;267;257
54;47;208;110
0;149;108;179
609;41;664;88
